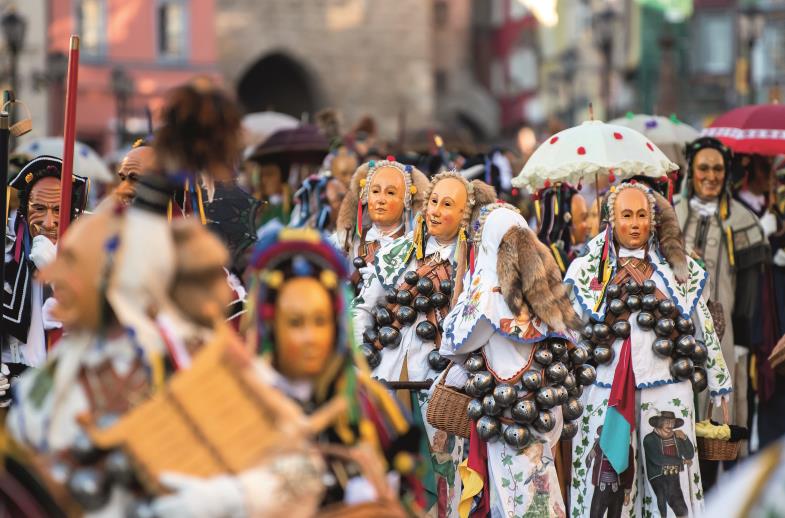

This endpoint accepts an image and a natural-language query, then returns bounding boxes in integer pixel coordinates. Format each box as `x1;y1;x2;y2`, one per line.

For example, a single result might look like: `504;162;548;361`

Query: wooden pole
58;35;80;241
0;108;9;362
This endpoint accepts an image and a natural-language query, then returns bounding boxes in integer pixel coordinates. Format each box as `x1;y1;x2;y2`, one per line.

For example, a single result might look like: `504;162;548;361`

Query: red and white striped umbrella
702;104;785;156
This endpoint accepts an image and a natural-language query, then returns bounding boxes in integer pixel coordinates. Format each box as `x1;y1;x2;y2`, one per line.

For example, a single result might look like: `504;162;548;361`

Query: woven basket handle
704;396;730;424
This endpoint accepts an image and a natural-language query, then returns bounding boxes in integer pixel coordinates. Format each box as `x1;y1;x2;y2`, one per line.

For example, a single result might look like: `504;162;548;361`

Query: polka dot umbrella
512;120;678;191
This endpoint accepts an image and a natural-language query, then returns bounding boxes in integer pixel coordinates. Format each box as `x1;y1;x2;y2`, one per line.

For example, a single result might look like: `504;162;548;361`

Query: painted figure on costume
643;411;695;518
565;182;733;518
438;202;583;518
334;158;429;292
353;171;496;516
586;425;634;518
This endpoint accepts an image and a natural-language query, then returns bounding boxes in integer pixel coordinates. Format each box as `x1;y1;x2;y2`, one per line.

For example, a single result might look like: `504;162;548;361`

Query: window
157;0;188;60
434;0;448;27
693;12;733;75
509;46;538;92
758;19;785;84
75;0;106;57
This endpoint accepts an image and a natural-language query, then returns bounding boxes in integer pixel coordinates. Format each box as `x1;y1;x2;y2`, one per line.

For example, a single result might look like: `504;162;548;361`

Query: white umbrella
609;114;699;174
512;120;678;191
13;137;114;182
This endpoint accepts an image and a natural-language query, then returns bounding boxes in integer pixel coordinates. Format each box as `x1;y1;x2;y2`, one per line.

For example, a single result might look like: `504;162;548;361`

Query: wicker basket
426;363;473;439
697;398;740;462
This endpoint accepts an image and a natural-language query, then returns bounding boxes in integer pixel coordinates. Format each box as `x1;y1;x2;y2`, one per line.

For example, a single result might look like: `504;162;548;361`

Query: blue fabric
600;406;633;474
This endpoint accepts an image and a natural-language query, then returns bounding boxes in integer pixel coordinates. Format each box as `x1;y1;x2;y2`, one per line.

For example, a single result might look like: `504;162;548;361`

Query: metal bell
608;299;626;316
592;323;612;342
534;348;554;366
413;295;432;313
439;279;453;295
105;450;135;486
465;354;485;372
561;421;579;440
535;387;558;409
549;341;567;357
416;277;434;295
511;399;539;424
467;399;484;420
375;307;393;326
636;311;655;330
428;350;450;371
691;341;708;365
567;384;584;398
676;316;695;335
396;290;413;306
546;362;569;383
533;410;556;433
476;416;501;442
612;320;631;338
642;279;657;294
503;423;531;449
68;468;110;511
385;288;398;304
430;291;449;309
404;271;420;286
395;306;417;325
691;367;708;392
577;364;597;386
415;321;437;341
593;346;614;365
658;299;676;318
70;429;100;464
361;343;381;368
562;372;577;390
554;385;569;405
493;383;518;408
641;294;658;311
675;334;697;356
624;279;641;294
362;328;379;344
482;393;502;416
570;345;591;366
522;370;543;391
353;256;366;270
562;397;584;421
652;338;674;358
581;324;594;340
655;318;676;337
472;371;495;395
605;283;622;300
670;357;695;380
626;295;642;312
127;501;157;518
378;326;402;348
464;377;483;398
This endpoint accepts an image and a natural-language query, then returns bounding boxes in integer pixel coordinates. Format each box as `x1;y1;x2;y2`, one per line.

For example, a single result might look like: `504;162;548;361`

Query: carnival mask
570;193;589;244
274;277;336;380
27;177;61;243
691;148;725;201
115;146;156;205
612;187;652;250
367;166;406;229
426;177;467;242
170;220;232;328
330;147;358;188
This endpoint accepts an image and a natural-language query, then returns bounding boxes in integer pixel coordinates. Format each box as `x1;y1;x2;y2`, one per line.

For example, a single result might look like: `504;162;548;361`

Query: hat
9;155;88;218
648;410;684;428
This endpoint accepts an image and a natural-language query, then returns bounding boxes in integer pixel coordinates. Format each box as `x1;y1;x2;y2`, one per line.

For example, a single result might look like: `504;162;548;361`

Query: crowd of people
2;77;784;517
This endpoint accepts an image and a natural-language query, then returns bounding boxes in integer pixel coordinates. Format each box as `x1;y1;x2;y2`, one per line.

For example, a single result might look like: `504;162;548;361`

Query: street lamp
738;3;766;104
591;5;617;119
1;7;27;97
561;48;578;124
111;67;135;148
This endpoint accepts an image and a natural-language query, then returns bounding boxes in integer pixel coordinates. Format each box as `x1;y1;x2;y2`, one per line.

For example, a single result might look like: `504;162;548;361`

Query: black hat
8;155;88;219
648;410;684;429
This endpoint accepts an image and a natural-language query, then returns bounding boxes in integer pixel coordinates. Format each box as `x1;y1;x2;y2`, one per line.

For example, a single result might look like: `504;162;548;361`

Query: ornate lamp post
111;67;134;148
591;5;617;119
1;7;26;98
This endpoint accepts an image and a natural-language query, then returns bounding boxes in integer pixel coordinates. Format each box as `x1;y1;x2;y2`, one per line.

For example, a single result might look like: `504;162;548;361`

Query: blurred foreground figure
2;157;87;377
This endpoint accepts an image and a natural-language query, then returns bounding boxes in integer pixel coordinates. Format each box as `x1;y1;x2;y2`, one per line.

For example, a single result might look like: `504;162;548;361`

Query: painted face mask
115;145;156;206
367;166;406;229
612;185;652;250
425;177;468;242
691;148;726;201
27;177;61;243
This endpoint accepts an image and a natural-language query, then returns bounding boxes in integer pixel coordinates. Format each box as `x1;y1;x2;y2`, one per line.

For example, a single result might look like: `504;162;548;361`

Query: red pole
58;35;80;241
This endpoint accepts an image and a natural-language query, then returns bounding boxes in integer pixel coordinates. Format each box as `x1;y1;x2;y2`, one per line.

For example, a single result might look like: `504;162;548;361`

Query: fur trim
652;191;688;283
467;180;498;240
336;162;370;238
497;226;582;333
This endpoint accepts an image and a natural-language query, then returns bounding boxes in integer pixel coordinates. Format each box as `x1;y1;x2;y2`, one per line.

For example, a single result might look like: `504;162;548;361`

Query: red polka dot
577;146;586;155
613;132;623;140
550;136;559;144
646;142;654;151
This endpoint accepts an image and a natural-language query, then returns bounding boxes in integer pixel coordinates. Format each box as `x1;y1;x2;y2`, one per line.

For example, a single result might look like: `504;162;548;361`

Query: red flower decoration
543;180;551;188
609;172;616;182
613;132;623;140
577;146;586;155
589;277;603;291
550;136;559;144
386;155;396;161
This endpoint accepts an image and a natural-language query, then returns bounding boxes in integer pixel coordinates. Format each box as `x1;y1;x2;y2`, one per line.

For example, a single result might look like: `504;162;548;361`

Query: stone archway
236;52;320;117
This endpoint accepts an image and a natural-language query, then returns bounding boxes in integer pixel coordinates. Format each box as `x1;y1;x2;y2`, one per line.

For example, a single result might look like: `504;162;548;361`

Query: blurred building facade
48;0;222;155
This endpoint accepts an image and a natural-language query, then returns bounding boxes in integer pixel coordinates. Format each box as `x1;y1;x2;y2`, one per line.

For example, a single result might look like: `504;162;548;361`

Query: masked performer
565;182;733;517
676;138;766;456
3;156;87;375
335;158;429;291
438;202;584;517
113;139;156;206
289;173;347;233
240;225;421;514
353;171;496;515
